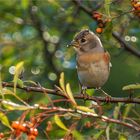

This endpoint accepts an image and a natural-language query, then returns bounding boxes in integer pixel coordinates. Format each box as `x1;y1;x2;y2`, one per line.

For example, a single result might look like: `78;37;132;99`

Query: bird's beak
67;40;79;48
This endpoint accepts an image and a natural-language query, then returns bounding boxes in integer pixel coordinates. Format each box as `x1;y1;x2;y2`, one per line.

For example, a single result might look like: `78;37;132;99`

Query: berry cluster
11;121;38;140
0;133;4;139
131;0;140;17
92;11;111;34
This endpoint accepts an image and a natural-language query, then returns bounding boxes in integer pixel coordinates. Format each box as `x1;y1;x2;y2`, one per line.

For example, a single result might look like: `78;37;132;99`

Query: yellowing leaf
119;134;127;140
59;72;67;95
66;83;77;106
122;84;140;91
76;106;95;113
105;0;111;17
2;100;33;110
13;61;24;93
21;0;29;9
54;115;68;131
0;111;11;129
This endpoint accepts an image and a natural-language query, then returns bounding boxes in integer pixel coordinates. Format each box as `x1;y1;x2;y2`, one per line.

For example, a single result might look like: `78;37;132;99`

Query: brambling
69;29;111;97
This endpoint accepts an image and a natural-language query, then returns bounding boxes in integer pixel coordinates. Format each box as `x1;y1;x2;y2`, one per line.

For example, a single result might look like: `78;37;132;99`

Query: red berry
96;28;103;33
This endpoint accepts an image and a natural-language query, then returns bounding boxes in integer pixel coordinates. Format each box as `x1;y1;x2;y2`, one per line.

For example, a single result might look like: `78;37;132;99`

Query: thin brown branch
39;106;140;132
72;0;140;58
112;32;140;58
2;82;140;104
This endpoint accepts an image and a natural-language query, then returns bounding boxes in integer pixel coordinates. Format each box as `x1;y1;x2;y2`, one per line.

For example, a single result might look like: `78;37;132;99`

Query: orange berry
85;121;91;128
97;17;103;23
0;133;4;138
29;128;38;136
96;28;103;33
19;123;27;132
98;23;104;28
15;130;21;137
27;135;36;140
46;121;53;132
11;121;20;129
92;11;102;19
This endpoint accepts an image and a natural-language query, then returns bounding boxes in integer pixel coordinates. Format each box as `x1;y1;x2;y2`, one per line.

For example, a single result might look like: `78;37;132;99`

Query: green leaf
0;111;11;129
17;78;24;88
76;106;95;113
66;83;77;106
105;0;111;17
122;84;140;91
13;61;24;93
113;103;122;119
123;104;133;120
21;0;29;9
54;115;69;131
94;130;104;139
72;130;84;140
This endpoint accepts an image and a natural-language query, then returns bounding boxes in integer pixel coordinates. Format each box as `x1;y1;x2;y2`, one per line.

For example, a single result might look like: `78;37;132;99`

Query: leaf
54;115;69;131
119;134;127;140
13;61;24;93
72;130;84;140
59;72;67;95
113;103;122;119
0;73;4;99
76;106;95;113
2;100;33;111
94;130;104;139
105;0;111;17
66;83;77;106
23;80;38;86
0;111;11;129
122;84;140;91
123;104;133;120
21;0;29;9
17;78;24;88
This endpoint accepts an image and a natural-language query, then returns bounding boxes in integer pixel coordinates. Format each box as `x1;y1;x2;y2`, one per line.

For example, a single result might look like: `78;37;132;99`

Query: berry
96;28;103;33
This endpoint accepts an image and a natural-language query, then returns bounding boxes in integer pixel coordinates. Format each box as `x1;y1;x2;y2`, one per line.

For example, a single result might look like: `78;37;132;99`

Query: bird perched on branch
68;29;111;97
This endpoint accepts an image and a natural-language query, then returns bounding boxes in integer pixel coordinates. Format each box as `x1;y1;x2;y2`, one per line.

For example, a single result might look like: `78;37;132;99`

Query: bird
68;29;111;97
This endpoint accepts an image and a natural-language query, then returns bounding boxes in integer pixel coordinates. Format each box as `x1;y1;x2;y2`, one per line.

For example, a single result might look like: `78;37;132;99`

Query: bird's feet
98;88;112;103
81;86;89;102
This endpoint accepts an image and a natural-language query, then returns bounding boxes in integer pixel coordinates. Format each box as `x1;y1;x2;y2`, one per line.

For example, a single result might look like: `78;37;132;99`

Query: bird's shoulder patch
103;51;110;64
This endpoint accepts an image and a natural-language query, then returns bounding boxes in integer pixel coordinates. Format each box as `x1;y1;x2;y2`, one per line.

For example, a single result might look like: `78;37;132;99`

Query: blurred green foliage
0;0;140;139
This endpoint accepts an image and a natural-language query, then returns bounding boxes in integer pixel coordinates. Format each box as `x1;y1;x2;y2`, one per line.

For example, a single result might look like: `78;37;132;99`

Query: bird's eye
80;38;86;43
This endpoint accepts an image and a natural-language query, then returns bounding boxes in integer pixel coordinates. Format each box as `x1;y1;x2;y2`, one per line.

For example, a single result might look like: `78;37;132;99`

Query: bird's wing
104;51;112;69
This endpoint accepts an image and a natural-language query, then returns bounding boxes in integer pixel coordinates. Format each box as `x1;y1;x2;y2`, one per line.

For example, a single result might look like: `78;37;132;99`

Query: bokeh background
0;0;140;139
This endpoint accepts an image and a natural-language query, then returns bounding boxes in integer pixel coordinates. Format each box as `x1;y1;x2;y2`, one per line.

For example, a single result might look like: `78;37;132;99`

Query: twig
112;32;140;58
72;0;140;58
2;82;140;104
39;105;140;132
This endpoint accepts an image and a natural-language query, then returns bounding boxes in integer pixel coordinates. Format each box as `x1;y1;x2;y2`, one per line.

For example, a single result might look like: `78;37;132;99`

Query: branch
72;0;140;58
39;106;140;132
112;32;140;58
2;82;140;104
29;4;60;75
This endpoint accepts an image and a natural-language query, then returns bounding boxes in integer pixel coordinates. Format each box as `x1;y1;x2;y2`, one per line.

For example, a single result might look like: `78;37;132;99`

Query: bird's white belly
78;61;109;88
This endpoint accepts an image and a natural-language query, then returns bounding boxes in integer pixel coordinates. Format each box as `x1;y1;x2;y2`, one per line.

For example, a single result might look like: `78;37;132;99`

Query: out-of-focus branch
29;4;59;75
112;32;140;58
2;82;140;104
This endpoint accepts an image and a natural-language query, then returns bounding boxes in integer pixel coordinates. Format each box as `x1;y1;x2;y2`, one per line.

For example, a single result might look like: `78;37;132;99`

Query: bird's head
68;29;103;54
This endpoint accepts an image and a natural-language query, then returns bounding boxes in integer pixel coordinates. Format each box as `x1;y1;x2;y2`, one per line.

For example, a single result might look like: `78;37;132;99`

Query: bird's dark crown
74;29;90;41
